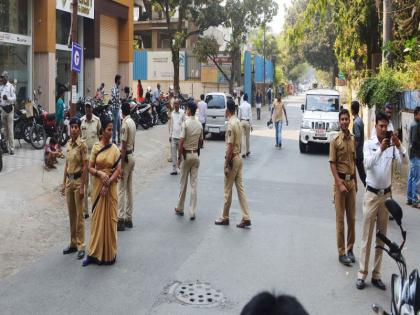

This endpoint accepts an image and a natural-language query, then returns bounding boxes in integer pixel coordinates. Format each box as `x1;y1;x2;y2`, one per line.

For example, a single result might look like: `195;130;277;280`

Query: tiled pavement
1;142;44;174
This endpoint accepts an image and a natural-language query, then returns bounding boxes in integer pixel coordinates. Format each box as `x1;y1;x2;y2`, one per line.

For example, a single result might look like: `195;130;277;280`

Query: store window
0;43;29;105
0;0;28;35
56;10;71;46
56;50;71;95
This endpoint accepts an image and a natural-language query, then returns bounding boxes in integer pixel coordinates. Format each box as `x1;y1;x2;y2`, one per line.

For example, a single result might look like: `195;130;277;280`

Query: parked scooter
372;199;420;315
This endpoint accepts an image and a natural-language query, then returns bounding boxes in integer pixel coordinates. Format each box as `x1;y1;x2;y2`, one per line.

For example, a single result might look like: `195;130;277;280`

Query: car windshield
306;95;339;112
206;95;225;109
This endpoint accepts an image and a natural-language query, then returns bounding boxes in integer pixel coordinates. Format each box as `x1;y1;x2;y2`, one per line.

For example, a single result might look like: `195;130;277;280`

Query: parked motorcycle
372;199;420;315
130;100;153;130
13;106;33;145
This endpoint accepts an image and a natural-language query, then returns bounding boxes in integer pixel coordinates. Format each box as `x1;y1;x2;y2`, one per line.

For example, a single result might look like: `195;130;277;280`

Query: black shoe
389;215;394;221
84;214;89;219
9;150;14;155
339;255;352;266
242;154;246;158
125;219;133;228
190;216;196;221
77;250;85;260
347;250;356;263
246;152;251;156
406;200;413;206
372;278;386;291
170;171;178;175
82;256;93;267
63;246;77;255
117;219;126;231
356;279;365;290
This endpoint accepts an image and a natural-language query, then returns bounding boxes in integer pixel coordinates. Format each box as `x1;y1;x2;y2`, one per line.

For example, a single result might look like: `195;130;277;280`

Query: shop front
0;0;32;106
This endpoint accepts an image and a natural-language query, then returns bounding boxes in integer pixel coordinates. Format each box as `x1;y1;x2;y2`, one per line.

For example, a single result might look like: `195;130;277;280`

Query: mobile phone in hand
385;131;392;139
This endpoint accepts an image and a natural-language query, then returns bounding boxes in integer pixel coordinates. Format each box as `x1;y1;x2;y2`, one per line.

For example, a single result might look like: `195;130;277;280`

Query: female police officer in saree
61;117;88;260
82;115;121;266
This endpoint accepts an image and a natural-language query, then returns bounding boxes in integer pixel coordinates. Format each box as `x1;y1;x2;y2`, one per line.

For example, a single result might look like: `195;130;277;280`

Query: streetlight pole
70;0;78;117
263;21;266;107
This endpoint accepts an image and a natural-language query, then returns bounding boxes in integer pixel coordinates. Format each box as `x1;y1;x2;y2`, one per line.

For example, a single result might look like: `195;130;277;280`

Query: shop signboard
201;54;231;84
147;51;185;81
0;32;32;45
56;0;95;19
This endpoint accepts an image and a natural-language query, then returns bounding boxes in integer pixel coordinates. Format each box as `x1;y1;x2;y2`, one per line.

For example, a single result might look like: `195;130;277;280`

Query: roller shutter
100;15;118;92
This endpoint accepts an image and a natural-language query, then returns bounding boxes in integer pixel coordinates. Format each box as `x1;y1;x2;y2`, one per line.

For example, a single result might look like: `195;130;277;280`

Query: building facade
0;0;133;112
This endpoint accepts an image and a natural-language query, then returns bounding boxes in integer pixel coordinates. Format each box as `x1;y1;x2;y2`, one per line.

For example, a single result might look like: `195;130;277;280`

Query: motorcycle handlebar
376;231;392;247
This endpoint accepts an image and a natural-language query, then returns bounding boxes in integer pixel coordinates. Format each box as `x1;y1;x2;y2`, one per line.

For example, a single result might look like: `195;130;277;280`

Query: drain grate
169;281;225;307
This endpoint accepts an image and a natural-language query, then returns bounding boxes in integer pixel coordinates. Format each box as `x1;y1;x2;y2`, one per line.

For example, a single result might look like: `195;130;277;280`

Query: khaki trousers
1;109;14;151
171;138;180;172
65;178;85;250
177;152;200;216
358;191;390;280
222;156;250;220
334;182;356;256
118;155;135;220
241;121;250;154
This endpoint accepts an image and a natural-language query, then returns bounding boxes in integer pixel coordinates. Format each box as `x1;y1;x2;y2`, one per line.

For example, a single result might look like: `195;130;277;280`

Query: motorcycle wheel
159;115;168;124
30;124;47;150
140;121;149;130
59;130;69;147
23;124;32;143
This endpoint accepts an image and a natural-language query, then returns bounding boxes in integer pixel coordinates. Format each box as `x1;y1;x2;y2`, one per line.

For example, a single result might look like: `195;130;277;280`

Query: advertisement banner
56;0;95;19
201;54;231;84
147;51;185;81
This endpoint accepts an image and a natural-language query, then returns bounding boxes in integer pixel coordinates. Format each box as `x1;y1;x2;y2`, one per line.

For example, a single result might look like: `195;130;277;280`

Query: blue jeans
407;157;420;204
112;107;121;143
275;121;283;146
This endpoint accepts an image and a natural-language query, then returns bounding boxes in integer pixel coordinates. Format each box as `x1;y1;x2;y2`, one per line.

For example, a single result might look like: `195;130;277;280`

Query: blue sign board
71;42;82;73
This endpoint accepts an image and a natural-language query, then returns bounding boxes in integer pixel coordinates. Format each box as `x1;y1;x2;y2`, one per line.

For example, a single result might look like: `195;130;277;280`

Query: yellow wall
33;0;56;53
118;3;133;62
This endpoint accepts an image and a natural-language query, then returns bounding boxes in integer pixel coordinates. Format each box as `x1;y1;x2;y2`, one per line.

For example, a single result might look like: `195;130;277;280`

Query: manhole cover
169;281;225;307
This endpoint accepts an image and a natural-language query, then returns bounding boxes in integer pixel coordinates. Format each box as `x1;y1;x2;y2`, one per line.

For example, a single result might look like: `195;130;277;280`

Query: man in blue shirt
407;106;420;207
56;87;65;141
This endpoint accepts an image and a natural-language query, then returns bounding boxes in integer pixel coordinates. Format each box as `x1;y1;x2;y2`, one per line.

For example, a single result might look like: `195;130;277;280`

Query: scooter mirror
385;199;403;225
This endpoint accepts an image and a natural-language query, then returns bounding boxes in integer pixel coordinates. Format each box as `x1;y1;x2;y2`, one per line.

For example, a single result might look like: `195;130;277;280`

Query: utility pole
383;0;393;64
70;0;78;117
263;21;266;107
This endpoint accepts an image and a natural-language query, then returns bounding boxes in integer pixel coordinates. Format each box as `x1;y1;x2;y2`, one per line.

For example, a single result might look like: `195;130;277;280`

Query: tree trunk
331;63;339;88
383;0;393;64
172;47;180;94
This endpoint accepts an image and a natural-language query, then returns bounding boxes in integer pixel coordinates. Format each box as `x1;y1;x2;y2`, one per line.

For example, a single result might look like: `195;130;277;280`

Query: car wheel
299;140;308;153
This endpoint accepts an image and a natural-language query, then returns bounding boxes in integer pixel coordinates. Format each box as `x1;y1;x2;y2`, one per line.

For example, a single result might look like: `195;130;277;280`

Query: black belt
241;119;250;121
367;185;391;196
67;171;82;180
338;173;355;181
186;150;198;153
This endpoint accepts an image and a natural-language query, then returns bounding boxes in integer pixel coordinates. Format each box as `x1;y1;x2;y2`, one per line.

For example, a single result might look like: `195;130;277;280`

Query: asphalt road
1;95;420;315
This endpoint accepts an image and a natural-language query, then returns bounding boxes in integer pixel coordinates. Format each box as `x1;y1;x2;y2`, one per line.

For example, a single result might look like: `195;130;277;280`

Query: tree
193;36;234;91
151;0;225;93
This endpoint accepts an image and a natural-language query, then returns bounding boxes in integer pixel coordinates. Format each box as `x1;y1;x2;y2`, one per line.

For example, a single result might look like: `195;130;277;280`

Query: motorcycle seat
47;113;56;121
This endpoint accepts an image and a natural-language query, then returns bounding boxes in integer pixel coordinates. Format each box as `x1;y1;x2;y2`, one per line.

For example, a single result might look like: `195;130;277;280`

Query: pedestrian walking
266;85;273;112
215;99;251;228
111;74;122;144
356;112;406;290
272;94;289;148
329;109;357;267
255;90;262;120
83;115;121;266
407;106;420;208
351;101;366;187
169;99;185;175
81;100;101;219
167;91;175;162
174;101;203;220
152;83;161;105
0;71;16;155
61;116;88;260
238;93;252;158
197;94;207;147
117;102;137;231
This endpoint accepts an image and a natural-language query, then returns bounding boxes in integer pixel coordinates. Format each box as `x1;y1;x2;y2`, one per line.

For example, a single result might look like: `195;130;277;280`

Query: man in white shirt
197;94;207;147
371;103;394;137
238;93;253;158
169;99;185;175
356;112;406;291
0;71;16;155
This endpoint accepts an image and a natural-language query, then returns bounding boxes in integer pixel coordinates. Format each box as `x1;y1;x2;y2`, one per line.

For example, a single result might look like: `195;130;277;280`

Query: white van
204;92;234;136
299;89;341;153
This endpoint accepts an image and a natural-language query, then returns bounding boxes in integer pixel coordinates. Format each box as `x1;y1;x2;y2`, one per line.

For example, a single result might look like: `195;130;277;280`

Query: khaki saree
87;142;120;264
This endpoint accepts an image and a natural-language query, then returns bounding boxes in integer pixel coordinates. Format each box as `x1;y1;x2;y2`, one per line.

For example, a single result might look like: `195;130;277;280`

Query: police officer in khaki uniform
215;99;251;228
117;101;137;231
329;109;357;266
80;100;101;219
61;116;88;260
174;101;203;220
0;71;16;155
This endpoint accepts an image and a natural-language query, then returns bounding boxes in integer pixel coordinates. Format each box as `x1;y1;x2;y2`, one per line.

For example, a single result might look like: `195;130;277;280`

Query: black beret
69;116;81;126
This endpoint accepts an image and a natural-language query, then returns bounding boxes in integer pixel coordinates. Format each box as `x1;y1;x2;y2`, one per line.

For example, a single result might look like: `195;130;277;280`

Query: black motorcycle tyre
30;124;47;150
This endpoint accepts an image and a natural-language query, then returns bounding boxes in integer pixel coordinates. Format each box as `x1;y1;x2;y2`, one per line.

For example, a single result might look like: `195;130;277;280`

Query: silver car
204;92;234;136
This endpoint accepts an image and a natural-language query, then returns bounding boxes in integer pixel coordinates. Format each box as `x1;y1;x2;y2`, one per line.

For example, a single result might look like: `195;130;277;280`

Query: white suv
299;89;341;153
204;92;234;136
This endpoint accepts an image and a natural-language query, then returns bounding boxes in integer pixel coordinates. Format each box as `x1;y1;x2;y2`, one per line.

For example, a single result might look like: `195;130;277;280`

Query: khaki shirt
66;136;88;174
272;100;284;122
180;116;203;151
121;115;136;151
81;115;101;151
225;116;242;155
329;131;356;175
